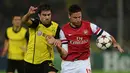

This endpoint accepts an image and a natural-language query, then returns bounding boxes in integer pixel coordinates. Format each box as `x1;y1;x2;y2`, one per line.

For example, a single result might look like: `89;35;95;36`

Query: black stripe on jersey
62;42;68;44
54;26;60;39
97;29;103;37
5;29;8;40
25;30;29;42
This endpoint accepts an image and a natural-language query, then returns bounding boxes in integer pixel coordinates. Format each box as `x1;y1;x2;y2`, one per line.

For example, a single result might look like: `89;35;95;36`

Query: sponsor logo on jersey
70;37;88;44
70;40;88;44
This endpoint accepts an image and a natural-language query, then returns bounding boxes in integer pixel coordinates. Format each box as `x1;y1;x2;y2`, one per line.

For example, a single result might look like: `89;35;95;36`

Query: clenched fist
27;6;38;15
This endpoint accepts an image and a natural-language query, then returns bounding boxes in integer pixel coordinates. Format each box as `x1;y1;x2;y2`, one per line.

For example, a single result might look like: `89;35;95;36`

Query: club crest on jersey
37;30;43;36
84;30;88;35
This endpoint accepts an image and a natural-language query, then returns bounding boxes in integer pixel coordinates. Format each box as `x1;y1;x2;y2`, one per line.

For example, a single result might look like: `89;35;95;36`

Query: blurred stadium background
0;0;130;73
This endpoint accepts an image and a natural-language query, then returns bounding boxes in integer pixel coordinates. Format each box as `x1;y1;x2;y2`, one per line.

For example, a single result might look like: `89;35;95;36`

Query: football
96;35;112;50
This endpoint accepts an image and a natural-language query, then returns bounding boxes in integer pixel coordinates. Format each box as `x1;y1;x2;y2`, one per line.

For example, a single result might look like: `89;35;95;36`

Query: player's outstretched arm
1;40;9;57
54;40;68;58
45;35;68;57
22;6;37;26
111;36;124;53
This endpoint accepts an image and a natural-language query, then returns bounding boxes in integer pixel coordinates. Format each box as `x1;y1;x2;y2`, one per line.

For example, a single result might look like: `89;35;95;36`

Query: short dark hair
37;4;52;14
69;4;81;15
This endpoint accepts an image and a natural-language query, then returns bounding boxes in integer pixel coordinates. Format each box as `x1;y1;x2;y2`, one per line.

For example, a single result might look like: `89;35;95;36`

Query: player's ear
38;14;40;18
68;14;70;19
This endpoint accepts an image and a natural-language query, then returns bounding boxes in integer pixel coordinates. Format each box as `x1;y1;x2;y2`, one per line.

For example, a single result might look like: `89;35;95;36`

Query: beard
41;19;51;25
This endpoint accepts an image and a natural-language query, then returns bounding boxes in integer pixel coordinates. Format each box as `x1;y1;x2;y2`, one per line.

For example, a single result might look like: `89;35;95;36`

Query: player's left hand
45;35;55;45
113;43;124;53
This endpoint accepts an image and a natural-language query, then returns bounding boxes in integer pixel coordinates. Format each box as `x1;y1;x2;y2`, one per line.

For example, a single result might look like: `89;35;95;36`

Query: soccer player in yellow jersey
1;15;28;73
22;4;67;73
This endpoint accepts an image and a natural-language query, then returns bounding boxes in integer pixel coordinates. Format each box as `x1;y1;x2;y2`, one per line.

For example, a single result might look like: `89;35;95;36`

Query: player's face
12;16;22;27
69;12;82;27
39;10;51;25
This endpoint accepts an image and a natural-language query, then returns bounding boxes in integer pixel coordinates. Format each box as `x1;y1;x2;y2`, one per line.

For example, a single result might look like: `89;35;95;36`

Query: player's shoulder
62;22;70;29
82;20;97;26
82;20;91;24
6;26;13;31
51;21;59;25
51;21;60;30
21;27;27;31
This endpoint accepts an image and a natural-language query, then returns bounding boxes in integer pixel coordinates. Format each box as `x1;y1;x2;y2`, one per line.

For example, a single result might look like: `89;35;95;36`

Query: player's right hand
54;39;61;47
0;48;8;57
0;50;6;57
27;6;37;15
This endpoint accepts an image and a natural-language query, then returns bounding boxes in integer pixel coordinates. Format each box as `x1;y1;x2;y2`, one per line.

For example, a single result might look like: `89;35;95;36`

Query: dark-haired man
22;4;67;73
1;15;28;73
60;4;124;73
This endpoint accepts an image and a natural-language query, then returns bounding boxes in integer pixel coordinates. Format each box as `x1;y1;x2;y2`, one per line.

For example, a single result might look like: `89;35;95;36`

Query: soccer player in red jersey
59;4;124;73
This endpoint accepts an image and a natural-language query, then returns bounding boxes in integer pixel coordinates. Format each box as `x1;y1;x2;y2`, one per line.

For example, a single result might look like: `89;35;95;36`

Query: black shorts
7;59;24;73
24;60;58;73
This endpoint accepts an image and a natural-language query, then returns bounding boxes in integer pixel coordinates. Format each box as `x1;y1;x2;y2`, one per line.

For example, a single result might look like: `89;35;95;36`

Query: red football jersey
62;20;96;61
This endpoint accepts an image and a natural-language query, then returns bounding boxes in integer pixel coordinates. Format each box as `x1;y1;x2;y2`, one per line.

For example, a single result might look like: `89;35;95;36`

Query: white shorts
61;57;91;73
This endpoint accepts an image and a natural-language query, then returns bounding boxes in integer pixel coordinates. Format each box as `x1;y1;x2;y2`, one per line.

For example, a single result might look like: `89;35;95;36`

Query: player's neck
40;21;51;28
70;23;81;28
13;26;21;33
